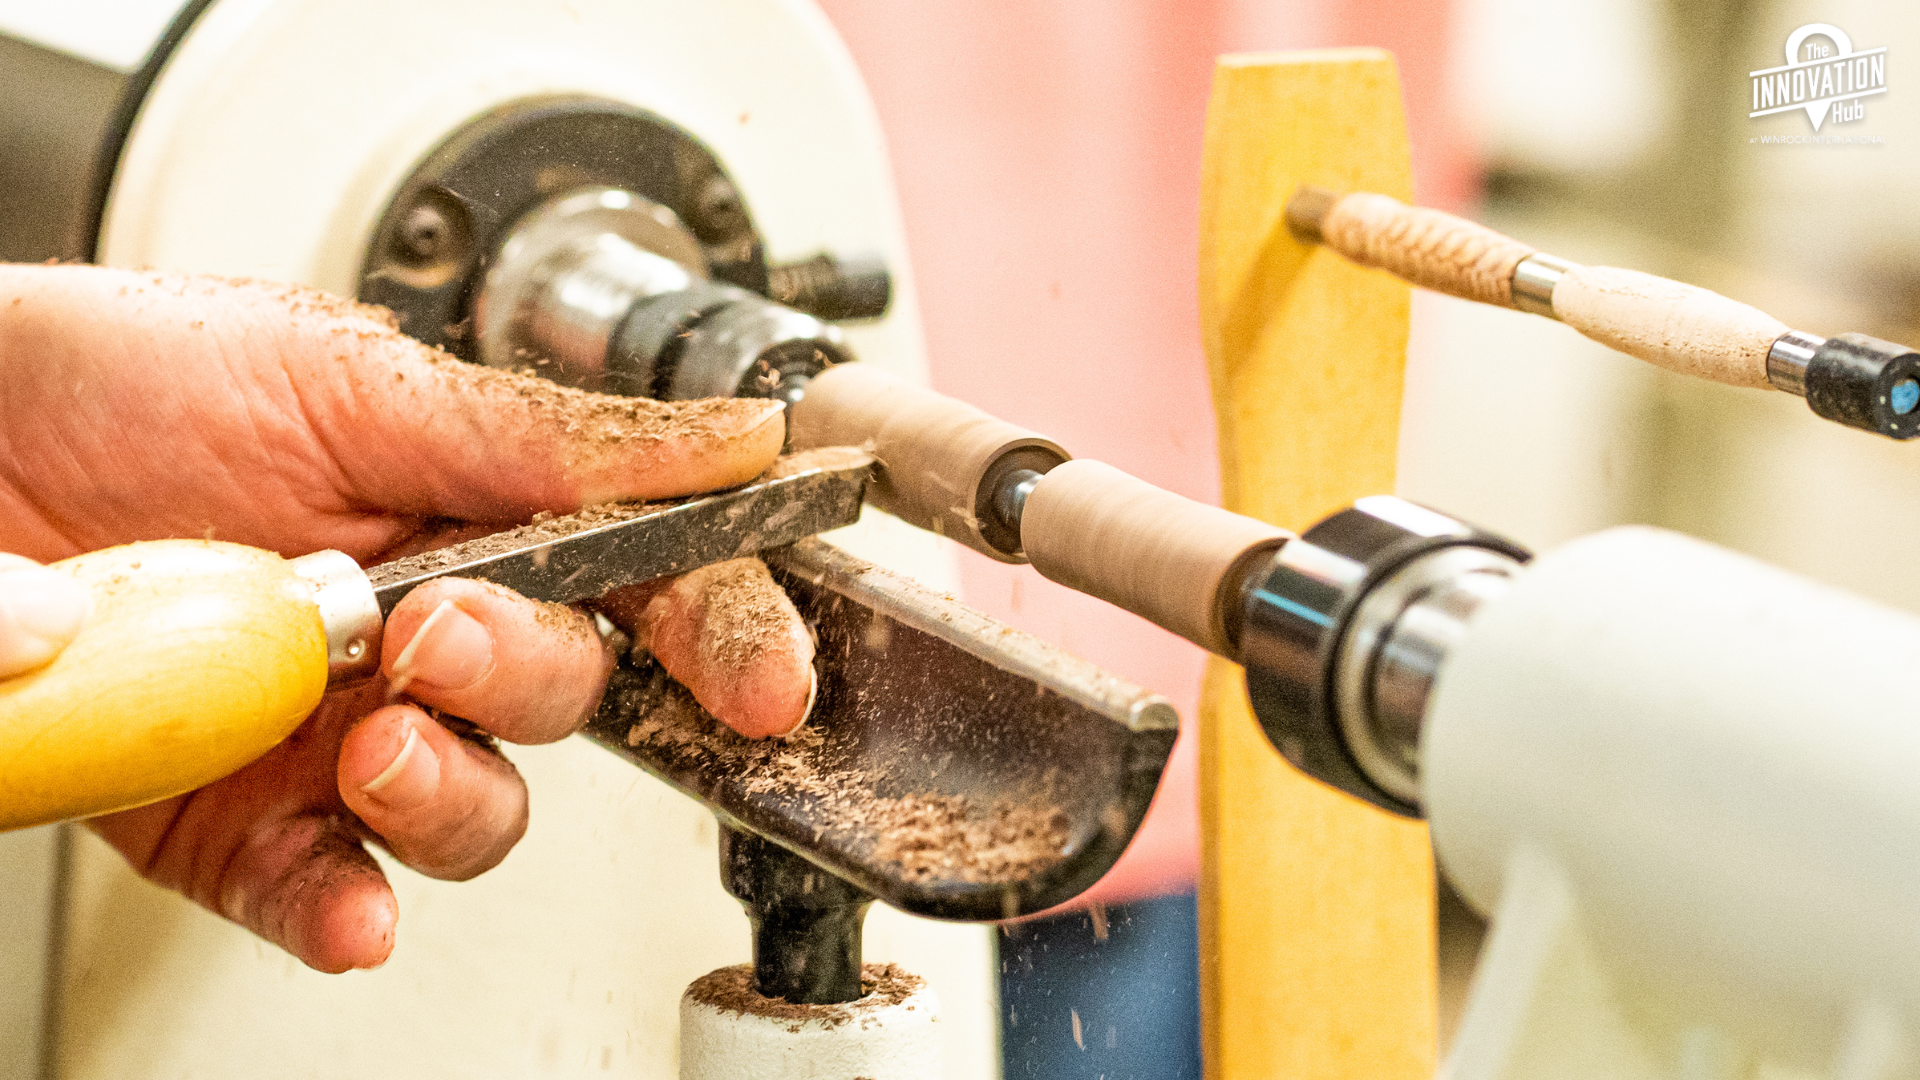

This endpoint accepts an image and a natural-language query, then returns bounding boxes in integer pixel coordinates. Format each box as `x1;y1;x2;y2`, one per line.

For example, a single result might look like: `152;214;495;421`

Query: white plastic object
1425;525;1920;1080
679;965;942;1080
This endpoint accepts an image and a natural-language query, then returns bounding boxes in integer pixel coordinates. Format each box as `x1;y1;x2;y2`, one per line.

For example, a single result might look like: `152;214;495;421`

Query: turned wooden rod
1285;186;1920;440
790;365;1288;657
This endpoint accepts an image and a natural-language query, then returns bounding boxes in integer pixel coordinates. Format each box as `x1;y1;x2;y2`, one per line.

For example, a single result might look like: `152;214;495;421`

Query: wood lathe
3;5;1917;1077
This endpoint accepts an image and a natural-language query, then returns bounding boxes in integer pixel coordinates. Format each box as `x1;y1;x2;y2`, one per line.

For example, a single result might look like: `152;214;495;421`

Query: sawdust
530;596;601;647
685;963;924;1028
866;794;1070;886
764;445;874;479
364;447;864;590
619;687;831;792
613;677;1070;886
680;559;796;673
435;358;756;452
365;501;657;587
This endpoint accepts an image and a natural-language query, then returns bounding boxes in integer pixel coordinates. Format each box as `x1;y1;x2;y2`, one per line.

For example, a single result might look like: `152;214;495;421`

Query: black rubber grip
1805;333;1920;440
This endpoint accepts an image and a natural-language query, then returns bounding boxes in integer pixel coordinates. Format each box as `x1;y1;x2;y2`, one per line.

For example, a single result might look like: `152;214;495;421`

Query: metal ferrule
989;468;1047;542
1766;329;1824;397
290;550;382;685
1333;545;1521;807
1510;253;1576;318
1237;496;1529;816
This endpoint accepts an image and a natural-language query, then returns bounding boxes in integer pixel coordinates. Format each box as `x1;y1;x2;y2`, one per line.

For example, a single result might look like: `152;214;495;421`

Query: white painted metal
0;0;178;72
678;969;942;1079
1427;526;1920;1080
57;1;992;1077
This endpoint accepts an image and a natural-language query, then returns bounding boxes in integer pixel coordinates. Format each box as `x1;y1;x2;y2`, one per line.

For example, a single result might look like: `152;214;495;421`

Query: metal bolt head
396;202;454;263
691;175;748;241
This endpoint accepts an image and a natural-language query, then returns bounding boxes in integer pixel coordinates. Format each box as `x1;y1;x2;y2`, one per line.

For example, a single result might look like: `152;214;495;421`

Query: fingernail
0;567;91;673
734;400;787;439
773;667;819;741
389;599;492;695
359;722;440;809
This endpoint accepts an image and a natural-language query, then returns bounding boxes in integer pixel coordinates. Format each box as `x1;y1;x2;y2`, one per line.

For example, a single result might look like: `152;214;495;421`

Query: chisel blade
364;449;871;614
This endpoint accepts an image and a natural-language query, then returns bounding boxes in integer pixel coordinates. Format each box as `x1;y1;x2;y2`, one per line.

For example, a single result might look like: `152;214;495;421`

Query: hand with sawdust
0;264;817;973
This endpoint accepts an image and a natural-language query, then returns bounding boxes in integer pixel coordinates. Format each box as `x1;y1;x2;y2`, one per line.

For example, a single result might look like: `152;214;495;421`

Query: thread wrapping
1320;193;1536;307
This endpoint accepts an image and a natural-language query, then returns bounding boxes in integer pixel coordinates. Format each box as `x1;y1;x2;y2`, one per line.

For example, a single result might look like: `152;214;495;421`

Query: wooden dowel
792;368;1291;653
788;364;1067;562
1021;460;1289;657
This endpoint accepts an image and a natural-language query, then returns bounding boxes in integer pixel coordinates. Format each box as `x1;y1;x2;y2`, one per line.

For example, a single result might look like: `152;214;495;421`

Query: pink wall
816;0;1469;903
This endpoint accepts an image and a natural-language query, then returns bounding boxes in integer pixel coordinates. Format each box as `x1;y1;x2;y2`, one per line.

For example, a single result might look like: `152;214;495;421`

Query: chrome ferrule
291;550;382;684
1510;253;1577;318
1766;329;1825;398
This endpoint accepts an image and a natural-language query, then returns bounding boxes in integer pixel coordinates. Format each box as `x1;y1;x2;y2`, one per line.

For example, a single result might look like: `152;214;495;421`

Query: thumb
246;277;788;524
0;555;90;679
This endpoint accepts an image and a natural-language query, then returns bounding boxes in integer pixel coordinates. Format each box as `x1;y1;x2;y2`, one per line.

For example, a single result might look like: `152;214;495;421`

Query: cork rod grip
1551;265;1786;389
1291;187;1793;389
1021;460;1289;657
1290;188;1536;307
789;364;1067;562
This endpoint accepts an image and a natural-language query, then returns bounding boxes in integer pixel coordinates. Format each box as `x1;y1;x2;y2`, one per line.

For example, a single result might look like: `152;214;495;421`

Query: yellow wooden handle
0;540;331;831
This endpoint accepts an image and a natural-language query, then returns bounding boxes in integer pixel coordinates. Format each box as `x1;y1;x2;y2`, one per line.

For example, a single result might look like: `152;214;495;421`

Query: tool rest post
719;825;872;1005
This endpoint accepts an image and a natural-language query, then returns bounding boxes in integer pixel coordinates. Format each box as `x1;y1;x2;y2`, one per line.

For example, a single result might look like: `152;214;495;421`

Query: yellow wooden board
1196;49;1435;1080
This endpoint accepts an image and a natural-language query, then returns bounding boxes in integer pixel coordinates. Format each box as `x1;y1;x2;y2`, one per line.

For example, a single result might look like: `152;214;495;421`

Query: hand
0;265;815;972
0;553;90;678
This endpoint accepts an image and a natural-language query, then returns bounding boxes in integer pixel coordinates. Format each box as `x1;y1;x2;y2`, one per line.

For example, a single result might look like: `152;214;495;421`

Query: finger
381;578;613;744
242;278;788;515
338;704;529;881
0;555;90;678
617;558;816;739
213;813;397;973
0;267;785;548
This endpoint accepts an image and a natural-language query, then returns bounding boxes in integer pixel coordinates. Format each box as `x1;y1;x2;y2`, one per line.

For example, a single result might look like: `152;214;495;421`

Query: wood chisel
1285;185;1920;440
0;452;870;831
